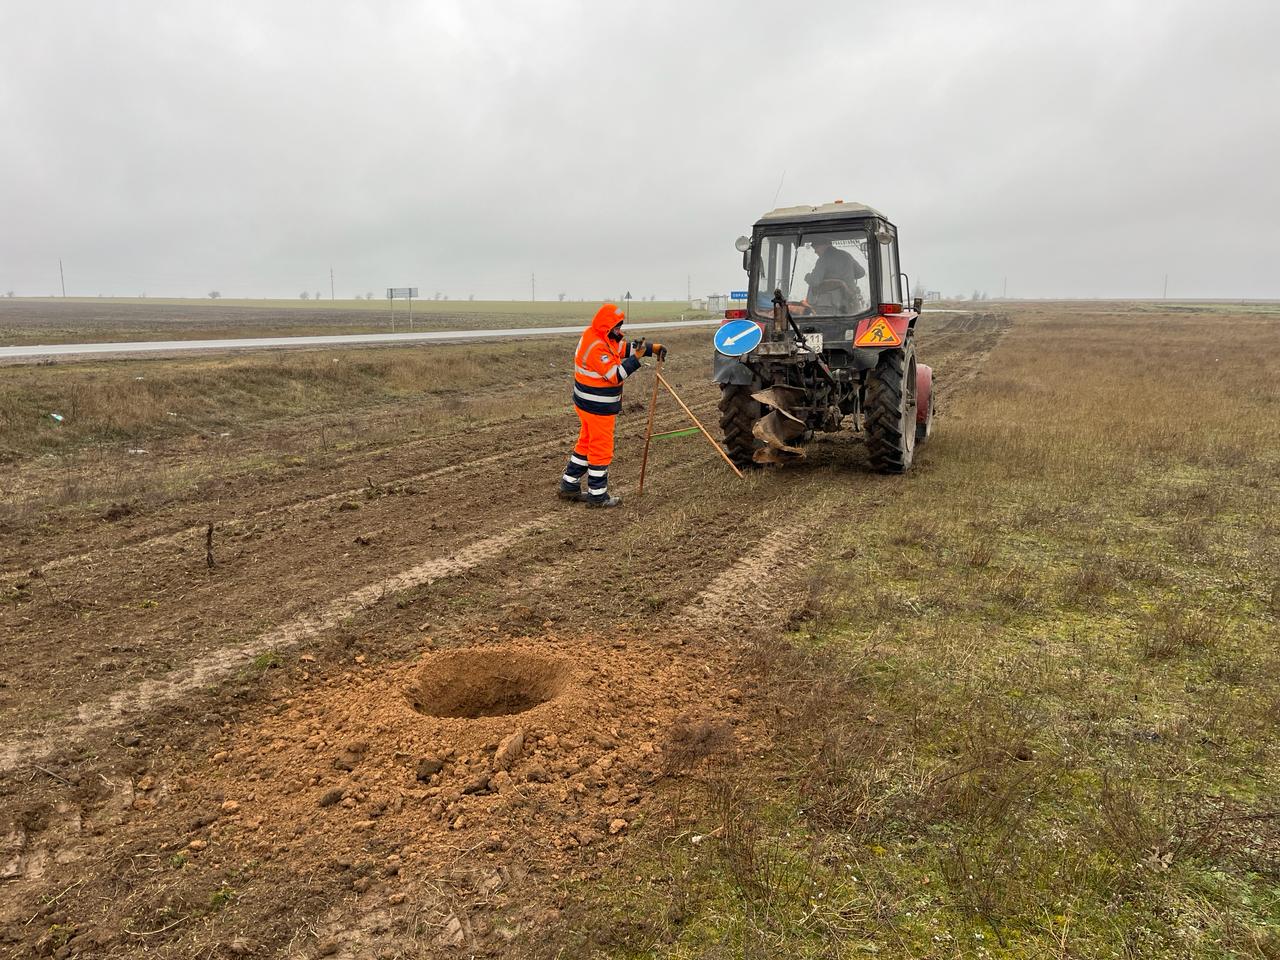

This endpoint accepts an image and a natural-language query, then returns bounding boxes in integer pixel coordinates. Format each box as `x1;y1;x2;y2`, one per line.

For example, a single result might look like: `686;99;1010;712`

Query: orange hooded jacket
572;303;641;416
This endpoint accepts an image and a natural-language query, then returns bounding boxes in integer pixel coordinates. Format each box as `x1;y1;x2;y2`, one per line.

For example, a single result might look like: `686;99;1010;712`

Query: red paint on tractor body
916;363;933;426
853;310;914;347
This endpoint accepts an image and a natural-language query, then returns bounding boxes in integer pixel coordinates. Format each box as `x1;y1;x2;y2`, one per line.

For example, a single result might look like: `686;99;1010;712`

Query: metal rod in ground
655;371;745;479
638;358;664;496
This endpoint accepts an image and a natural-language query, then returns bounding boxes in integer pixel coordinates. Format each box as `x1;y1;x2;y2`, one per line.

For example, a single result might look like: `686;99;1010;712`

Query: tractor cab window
750;228;870;319
878;233;900;305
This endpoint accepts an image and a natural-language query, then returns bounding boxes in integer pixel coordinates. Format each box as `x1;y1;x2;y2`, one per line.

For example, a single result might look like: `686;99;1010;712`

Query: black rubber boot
557;484;587;502
585;494;622;509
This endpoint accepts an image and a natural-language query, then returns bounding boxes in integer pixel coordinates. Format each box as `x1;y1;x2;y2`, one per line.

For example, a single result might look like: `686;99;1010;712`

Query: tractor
713;201;933;472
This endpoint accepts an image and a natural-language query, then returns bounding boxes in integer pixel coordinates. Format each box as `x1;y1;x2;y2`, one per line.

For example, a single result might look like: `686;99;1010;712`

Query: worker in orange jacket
558;303;667;508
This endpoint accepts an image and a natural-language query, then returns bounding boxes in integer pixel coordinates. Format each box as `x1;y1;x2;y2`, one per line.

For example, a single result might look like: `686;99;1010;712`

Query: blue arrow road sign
730;290;748;300
714;319;763;357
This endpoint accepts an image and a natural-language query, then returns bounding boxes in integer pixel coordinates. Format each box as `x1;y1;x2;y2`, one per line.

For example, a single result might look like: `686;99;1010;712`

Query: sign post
386;287;418;332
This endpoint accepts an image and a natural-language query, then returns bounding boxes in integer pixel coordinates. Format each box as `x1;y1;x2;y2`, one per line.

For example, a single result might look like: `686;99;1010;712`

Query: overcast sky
2;0;1277;300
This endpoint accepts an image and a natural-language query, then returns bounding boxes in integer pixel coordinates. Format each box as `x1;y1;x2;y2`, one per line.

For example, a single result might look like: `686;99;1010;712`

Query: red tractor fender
916;363;933;428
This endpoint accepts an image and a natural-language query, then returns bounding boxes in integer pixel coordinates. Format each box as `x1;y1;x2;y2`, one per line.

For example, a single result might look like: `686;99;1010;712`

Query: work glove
629;337;647;357
652;343;667;361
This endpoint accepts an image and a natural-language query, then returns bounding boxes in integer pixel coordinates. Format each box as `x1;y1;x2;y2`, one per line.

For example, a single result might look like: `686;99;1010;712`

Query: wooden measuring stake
656;371;745;479
638;358;663;496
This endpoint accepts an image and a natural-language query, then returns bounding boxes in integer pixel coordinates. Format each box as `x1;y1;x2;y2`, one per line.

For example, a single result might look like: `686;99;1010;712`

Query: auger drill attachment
750;384;808;461
747;289;809;461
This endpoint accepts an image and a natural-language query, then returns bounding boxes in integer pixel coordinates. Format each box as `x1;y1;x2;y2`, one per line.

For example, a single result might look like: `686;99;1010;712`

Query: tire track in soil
0;396;721;586
0;519;550;775
0;391;723;742
676;519;820;633
0;437;561;584
928;312;1012;397
227;312;1005;655
0;384;725;768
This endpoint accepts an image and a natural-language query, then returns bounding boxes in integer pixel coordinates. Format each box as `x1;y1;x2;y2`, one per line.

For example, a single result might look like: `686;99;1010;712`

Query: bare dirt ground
0;309;1008;957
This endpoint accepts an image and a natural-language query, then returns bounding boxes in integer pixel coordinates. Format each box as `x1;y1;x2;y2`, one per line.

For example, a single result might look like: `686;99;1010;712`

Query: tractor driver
804;237;865;315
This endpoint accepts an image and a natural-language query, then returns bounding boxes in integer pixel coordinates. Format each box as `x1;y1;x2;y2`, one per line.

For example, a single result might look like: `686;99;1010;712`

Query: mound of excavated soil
138;631;754;953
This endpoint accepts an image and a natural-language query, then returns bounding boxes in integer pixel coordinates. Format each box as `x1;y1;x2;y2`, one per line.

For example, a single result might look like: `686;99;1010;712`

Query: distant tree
300;291;311;300
208;290;221;299
443;294;449;300
314;291;321;300
4;291;13;298
434;291;442;300
911;280;925;299
557;292;566;302
366;292;373;300
468;294;475;301
979;291;988;300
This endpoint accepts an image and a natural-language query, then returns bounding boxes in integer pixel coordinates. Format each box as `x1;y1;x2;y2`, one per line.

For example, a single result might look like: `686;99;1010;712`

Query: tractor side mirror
735;236;751;271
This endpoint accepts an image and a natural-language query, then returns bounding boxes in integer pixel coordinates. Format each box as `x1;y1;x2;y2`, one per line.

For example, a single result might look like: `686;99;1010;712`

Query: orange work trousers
573;408;616;466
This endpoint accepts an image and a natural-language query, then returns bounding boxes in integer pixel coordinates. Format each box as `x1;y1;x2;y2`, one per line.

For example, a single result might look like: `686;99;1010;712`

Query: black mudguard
712;353;756;385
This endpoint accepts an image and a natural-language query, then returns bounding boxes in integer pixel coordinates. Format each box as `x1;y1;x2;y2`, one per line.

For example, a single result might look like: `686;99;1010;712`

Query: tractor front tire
864;345;918;474
718;383;760;469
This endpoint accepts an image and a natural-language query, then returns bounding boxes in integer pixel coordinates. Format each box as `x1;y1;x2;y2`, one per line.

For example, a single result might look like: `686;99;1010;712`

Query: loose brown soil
0;308;1008;958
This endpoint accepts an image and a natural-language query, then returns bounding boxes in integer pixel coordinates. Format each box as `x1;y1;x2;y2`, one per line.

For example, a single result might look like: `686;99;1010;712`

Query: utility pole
330;267;334;301
59;259;66;297
1002;276;1007;299
1163;273;1168;299
531;273;535;302
687;274;691;301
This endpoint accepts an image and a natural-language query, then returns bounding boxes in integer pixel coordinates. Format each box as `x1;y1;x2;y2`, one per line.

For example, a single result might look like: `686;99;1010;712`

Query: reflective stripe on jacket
572;305;640;416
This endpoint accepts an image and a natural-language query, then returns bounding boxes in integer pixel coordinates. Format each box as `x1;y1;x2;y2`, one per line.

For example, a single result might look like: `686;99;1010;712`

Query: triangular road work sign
854;316;902;346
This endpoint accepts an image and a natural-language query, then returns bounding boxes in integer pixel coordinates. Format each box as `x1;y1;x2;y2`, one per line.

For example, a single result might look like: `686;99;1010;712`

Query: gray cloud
2;0;1277;299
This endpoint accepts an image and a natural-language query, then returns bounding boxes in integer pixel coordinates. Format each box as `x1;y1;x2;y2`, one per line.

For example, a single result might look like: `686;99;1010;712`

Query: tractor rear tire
718;383;760;469
864;345;918;474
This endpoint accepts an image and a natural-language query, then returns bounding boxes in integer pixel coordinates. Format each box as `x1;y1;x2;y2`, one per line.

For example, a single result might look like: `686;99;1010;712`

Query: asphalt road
0;318;722;362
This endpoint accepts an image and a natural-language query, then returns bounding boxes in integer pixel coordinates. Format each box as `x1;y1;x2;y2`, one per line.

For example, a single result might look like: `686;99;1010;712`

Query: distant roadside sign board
387;287;418;299
730;290;748;300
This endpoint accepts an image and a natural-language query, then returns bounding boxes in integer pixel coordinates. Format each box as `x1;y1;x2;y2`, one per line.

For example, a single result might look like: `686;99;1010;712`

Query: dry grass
1;342;526;456
0;329;711;539
570;304;1280;958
